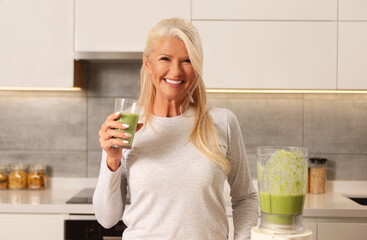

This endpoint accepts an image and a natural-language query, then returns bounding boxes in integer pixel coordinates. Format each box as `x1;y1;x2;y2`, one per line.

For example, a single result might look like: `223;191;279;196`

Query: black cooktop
66;188;94;204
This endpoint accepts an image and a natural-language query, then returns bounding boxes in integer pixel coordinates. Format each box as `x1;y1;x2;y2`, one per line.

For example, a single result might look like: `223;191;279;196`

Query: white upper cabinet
194;21;337;89
0;0;74;88
339;0;367;20
192;0;337;20
338;22;367;89
75;0;190;52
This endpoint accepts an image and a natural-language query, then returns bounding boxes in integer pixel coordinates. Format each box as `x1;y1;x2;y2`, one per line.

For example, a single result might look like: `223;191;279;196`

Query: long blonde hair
139;18;231;174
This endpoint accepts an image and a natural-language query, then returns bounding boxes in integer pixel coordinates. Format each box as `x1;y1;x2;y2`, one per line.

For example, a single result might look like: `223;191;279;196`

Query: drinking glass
113;98;141;149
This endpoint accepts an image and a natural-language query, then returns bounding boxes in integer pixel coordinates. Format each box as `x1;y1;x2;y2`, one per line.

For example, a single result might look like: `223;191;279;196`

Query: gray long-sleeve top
93;108;259;240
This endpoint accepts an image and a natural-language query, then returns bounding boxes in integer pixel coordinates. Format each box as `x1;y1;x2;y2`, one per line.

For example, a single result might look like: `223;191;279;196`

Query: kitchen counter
304;193;367;218
0;178;366;218
0;177;96;214
0;188;94;214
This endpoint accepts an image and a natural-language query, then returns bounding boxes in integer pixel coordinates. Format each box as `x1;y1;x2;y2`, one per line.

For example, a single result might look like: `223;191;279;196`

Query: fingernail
122;140;129;144
124;133;132;137
122;123;129;128
115;112;120;116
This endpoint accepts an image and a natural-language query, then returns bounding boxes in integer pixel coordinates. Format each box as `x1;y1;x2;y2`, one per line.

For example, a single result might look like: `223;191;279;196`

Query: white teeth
165;79;183;85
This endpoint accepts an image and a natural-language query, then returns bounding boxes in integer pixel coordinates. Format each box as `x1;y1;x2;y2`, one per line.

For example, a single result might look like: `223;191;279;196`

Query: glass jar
309;158;327;194
28;164;46;190
0;164;9;190
9;164;28;190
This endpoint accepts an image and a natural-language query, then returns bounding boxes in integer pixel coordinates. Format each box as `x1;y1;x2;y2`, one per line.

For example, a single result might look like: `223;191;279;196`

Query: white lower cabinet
0;213;66;240
303;218;317;240
318;220;367;240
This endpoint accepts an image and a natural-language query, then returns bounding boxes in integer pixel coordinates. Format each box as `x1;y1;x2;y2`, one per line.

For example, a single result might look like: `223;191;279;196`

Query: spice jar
9;163;28;190
309;158;327;194
0;164;9;190
28;164;46;190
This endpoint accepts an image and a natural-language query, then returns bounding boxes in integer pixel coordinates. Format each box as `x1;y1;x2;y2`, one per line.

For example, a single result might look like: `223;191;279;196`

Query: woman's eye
160;57;170;61
183;59;191;63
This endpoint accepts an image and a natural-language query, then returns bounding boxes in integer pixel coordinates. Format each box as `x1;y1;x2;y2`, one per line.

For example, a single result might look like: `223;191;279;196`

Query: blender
251;146;312;240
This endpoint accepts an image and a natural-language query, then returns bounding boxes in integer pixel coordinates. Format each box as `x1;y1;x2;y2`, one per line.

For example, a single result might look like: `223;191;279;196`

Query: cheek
185;67;196;83
151;65;167;79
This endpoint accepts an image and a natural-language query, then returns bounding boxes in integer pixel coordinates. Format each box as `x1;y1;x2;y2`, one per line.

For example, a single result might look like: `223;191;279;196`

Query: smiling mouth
164;78;184;85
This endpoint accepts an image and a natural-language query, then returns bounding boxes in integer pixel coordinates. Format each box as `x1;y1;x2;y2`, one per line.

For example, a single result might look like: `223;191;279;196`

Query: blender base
251;226;312;240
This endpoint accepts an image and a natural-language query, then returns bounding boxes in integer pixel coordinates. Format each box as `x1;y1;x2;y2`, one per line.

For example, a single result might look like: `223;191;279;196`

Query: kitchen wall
0;61;366;180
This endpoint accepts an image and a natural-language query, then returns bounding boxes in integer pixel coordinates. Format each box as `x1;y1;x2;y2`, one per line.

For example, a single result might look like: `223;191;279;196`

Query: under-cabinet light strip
1;87;366;93
0;87;82;91
206;89;367;94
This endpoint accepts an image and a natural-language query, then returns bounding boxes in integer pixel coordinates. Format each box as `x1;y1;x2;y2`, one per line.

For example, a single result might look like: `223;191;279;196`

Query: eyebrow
157;54;190;60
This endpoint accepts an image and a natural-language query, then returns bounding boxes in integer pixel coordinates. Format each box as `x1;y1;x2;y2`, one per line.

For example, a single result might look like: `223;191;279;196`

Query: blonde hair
139;17;230;174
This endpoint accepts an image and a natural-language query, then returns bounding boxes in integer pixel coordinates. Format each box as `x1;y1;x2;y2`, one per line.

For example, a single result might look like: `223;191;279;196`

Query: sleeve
92;150;128;229
225;110;259;240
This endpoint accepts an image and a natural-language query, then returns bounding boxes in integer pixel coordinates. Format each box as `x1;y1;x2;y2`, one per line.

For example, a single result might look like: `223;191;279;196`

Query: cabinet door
75;0;190;52
339;0;367;20
0;213;65;240
338;22;367;89
303;218;317;240
0;0;74;88
318;222;367;240
193;21;337;89
192;0;337;20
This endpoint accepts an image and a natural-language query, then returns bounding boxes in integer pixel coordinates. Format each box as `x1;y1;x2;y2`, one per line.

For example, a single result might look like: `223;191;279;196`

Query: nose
169;61;183;77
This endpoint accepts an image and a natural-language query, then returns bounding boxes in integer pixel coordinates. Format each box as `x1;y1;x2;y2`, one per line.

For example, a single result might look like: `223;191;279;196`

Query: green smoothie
259;192;305;224
115;113;140;148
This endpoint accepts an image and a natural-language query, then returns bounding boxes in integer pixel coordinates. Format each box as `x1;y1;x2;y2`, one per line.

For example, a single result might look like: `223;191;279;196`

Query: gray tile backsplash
1;61;366;180
0;151;87;177
87;97;115;151
88;61;141;98
304;94;367;154
0;96;87;151
207;93;304;154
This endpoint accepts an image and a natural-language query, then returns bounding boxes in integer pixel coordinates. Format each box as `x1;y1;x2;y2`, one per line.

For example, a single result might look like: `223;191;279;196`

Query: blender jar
257;146;308;234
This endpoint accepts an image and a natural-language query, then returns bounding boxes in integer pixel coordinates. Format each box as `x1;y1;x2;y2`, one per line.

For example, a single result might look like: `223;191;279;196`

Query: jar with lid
0;164;9;190
9;163;28;190
28;164;46;190
309;158;327;194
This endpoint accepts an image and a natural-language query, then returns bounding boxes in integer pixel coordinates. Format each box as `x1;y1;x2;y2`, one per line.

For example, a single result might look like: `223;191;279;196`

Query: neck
152;97;188;117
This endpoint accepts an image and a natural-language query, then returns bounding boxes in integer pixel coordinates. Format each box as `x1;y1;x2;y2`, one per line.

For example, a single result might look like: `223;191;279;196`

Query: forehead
153;37;188;55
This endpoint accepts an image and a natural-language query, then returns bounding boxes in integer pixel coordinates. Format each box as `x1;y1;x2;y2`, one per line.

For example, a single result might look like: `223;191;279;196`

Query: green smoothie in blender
257;147;308;231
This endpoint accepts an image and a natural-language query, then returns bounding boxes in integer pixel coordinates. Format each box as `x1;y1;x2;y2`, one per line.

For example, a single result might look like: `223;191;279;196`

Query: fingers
99;112;143;151
108;111;121;121
100;129;131;142
99;112;129;136
100;137;128;150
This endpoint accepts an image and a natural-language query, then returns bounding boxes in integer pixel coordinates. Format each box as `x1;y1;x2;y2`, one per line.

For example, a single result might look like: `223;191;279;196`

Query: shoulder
208;108;239;127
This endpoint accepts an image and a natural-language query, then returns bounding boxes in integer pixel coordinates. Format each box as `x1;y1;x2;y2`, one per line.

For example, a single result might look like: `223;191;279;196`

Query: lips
164;78;184;85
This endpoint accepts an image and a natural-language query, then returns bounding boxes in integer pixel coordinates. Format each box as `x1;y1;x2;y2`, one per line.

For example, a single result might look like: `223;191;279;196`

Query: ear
143;56;152;74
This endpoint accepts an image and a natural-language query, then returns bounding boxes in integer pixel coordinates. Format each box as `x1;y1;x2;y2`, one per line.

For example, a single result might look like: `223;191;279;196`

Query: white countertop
0;178;366;218
0;178;97;214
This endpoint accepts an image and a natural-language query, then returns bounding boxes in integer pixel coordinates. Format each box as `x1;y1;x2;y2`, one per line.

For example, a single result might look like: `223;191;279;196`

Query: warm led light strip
0;87;82;91
206;89;367;94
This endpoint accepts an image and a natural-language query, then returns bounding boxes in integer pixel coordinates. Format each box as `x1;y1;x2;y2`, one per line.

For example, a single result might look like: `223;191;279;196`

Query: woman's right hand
99;112;138;171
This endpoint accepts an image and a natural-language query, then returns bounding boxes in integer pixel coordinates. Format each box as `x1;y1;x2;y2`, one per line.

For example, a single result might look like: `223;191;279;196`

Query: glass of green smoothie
257;146;308;234
113;98;141;149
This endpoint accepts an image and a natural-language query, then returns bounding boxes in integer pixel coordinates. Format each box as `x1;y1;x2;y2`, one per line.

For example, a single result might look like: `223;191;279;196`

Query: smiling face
144;37;196;108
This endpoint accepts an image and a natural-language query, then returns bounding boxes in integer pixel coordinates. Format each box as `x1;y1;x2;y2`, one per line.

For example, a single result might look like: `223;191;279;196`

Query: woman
93;17;258;240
